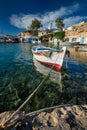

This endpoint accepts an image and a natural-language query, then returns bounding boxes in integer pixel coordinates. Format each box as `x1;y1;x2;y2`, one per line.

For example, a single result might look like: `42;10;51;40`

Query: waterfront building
38;30;47;37
20;30;48;43
65;21;87;44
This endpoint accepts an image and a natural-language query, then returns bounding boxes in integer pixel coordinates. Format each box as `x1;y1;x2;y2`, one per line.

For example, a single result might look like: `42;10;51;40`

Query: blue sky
0;0;87;35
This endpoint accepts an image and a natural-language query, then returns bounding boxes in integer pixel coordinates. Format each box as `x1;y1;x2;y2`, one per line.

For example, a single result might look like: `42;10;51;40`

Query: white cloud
10;14;40;29
10;3;85;29
64;16;87;27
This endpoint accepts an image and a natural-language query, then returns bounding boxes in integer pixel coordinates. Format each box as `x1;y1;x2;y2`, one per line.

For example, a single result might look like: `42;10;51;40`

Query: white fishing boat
32;46;66;71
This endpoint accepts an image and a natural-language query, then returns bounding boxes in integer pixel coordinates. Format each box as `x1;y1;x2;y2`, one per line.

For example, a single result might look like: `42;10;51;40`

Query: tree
30;18;42;30
54;31;65;40
55;18;64;31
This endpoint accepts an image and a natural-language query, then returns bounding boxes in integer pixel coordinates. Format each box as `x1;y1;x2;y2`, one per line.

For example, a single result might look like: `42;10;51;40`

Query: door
81;37;85;43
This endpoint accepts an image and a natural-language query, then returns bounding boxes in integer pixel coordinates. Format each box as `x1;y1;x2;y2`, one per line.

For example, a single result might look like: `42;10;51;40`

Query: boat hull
36;59;62;71
32;46;66;71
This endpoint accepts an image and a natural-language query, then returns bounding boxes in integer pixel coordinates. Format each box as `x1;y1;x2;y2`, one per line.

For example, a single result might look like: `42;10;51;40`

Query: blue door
28;38;32;43
81;37;85;43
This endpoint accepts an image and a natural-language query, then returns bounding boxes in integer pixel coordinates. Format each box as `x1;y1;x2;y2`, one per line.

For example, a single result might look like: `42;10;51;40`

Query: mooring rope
27;104;72;116
1;65;54;128
1;47;66;128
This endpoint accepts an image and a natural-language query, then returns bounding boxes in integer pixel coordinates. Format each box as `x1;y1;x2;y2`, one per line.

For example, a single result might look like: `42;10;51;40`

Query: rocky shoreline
0;104;87;130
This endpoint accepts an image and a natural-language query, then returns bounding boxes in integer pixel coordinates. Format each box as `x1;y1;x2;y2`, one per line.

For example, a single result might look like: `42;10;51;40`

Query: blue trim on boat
32;46;63;54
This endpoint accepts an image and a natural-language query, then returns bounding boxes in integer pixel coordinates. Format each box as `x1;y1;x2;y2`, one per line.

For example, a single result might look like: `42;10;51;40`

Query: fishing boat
32;46;66;71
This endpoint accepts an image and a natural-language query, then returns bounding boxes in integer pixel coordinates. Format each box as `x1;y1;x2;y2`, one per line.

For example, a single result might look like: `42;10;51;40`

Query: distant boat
32;46;66;71
76;45;87;52
53;38;79;49
59;41;80;48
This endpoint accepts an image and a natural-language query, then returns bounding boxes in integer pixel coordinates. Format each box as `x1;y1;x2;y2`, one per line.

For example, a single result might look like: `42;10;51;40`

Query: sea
0;43;87;112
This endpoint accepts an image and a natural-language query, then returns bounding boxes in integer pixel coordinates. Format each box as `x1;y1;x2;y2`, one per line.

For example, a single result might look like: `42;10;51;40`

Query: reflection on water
15;44;32;65
69;48;87;62
33;57;62;85
63;57;87;87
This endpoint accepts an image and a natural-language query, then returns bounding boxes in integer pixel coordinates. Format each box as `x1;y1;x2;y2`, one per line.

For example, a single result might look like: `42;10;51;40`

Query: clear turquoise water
0;43;87;112
0;43;42;112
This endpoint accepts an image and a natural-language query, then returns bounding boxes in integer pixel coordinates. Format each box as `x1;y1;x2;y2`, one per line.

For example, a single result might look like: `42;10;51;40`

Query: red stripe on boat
36;60;62;71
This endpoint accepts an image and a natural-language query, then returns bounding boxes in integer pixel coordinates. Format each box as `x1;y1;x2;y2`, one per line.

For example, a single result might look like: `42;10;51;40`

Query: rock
48;110;58;127
0;105;87;130
48;115;58;127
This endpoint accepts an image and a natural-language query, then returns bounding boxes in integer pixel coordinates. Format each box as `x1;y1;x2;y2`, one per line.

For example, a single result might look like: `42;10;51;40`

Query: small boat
53;38;79;49
32;46;66;71
59;42;80;49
